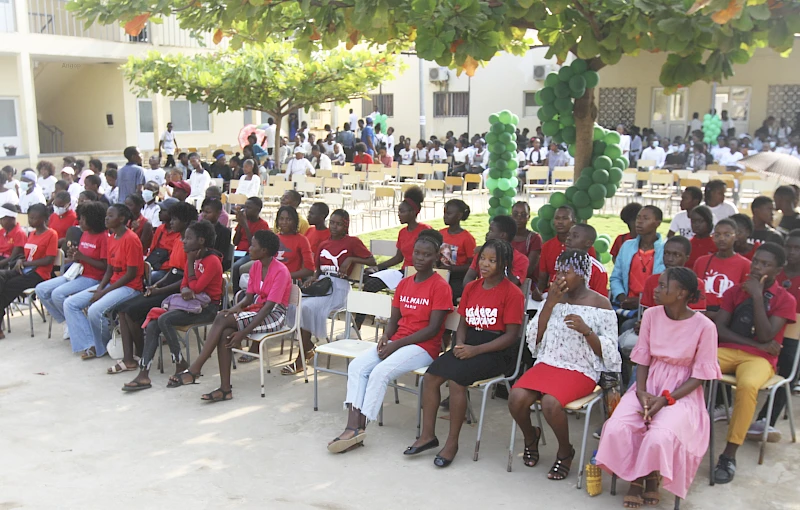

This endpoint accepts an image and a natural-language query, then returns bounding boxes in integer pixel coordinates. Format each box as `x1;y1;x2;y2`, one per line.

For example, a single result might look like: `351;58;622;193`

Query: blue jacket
610;234;665;301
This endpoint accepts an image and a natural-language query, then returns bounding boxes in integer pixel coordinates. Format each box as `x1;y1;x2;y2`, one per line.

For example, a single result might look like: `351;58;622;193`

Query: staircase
38;120;63;154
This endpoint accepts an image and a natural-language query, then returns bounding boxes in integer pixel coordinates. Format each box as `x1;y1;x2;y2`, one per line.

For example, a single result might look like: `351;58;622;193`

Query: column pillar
17;52;41;163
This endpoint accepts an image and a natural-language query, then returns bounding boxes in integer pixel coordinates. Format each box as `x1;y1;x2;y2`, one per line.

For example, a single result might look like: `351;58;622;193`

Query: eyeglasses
713;232;736;239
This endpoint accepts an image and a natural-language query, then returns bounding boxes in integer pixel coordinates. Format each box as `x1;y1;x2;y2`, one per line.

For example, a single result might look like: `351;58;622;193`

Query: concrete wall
0;56;25;156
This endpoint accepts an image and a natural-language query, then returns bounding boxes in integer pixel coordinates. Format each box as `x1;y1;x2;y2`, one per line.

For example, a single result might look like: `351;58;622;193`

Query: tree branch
573;0;603;41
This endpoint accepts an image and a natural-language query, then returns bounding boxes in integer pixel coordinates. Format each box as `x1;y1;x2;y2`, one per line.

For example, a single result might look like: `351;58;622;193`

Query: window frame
523;91;538;118
169;99;211;133
0;96;21;149
433;91;470;118
362;94;395;117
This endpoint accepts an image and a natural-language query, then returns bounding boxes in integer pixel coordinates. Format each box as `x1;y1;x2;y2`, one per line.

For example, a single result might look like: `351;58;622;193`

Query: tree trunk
273;112;283;167
572;89;598;180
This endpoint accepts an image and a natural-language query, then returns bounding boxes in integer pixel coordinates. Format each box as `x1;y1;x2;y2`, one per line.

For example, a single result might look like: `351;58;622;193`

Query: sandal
327;427;366;453
280;349;315;376
237;354;258;363
522;426;542;467
547;446;575;481
80;347;96;360
167;369;200;388
107;360;137;374
643;473;661;506
121;380;152;392
623;482;645;508
201;387;233;402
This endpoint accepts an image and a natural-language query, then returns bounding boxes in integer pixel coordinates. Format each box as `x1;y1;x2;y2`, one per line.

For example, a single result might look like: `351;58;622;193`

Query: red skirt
513;363;597;407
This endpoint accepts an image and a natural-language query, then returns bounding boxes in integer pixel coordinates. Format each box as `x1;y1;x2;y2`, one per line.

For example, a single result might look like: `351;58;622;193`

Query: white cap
21;169;37;182
293;147;305;154
60;167;75;175
0;206;17;219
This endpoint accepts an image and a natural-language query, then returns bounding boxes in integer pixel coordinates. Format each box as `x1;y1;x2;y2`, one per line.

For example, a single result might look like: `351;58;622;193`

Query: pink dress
595;306;722;499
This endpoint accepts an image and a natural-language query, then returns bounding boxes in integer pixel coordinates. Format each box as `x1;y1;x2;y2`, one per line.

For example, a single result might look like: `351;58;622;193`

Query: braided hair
445;199;470;220
555;249;592;282
330;208;350;234
663;267;701;304
476;239;514;278
415;229;443;252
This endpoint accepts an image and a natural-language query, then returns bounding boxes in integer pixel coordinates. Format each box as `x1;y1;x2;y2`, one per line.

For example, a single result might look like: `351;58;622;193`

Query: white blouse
235;175;262;198
526;303;621;382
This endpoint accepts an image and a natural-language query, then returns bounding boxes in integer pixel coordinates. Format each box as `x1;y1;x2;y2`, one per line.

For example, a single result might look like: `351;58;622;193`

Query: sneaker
746;419;782;443
334;327;360;341
713;405;732;422
62;325;70;340
592;425;602;440
714;455;737;484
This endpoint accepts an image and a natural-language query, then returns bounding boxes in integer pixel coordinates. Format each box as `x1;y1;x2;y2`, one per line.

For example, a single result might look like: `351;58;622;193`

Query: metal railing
38;120;63;154
159;15;215;48
26;0;149;42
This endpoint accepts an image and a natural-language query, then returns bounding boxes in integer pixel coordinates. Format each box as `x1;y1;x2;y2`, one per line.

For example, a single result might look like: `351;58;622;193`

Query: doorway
651;88;688;140
137;99;155;150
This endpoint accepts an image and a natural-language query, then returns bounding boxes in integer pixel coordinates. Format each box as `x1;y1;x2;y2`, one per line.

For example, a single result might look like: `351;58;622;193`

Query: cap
168;181;192;194
60;167;75;175
293;147;305;154
0;206;17;219
21;169;37;182
158;197;179;210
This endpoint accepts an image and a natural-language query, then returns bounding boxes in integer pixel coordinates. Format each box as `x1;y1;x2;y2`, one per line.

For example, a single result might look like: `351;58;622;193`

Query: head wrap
404;198;420;215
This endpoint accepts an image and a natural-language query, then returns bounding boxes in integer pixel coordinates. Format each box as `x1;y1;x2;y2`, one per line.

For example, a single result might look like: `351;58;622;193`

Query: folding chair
21;249;63;338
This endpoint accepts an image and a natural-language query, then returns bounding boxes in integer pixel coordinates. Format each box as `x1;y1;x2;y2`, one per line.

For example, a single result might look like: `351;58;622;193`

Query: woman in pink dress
596;267;721;507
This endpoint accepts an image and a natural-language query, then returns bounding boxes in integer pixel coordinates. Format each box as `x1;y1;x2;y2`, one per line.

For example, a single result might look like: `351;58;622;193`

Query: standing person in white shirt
399;139;415;165
187;154;211;200
144;155;166;186
617;124;631;155
18;169;45;213
158;122;178;167
667;186;703;239
264;117;277;157
285;147;315;181
235;159;262;198
141;184;162;227
718;139;744;170
349;109;358;132
720;110;734;137
374;124;387;149
686;112;703;139
36;160;58;200
385;127;395;156
295;133;312;157
640;137;667;168
310;146;333;172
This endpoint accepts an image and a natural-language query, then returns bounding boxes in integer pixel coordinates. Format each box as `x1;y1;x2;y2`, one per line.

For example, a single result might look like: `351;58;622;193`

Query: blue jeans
63;284;139;356
35;276;99;324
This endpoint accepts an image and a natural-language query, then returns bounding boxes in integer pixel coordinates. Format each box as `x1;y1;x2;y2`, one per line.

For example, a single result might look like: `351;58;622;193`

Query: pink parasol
238;124;267;149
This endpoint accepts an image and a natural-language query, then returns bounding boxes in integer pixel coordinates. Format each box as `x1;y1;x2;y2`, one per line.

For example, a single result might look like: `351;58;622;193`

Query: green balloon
593;126;606;141
501;152;512;161
544;73;560;88
619;156;630;169
540;103;557;121
505;158;518;171
593;155;612;171
500;170;513;180
488;114;500;124
500;196;514;209
550;192;567;207
560;112;575;127
499;110;513;124
538;204;556;221
498;178;511;191
537;108;550;123
605;183;618;198
485;132;498;144
588;183;607;201
591;197;605;209
605;144;622;160
496;206;509;216
565;186;579;201
562;126;577;144
555;97;573;114
490;143;505;154
539;219;553;237
489;196;500;208
555;81;571;99
593;238;610;253
571;59;588;74
486;177;498;191
540;87;556;104
558;66;574;82
578;207;594;220
608;167;623;184
511;114;520;126
600;252;612;264
568;144;576;157
584;70;599;88
489;168;501;179
504;188;516;198
509;176;519;189
580;167;594;179
576;176;592;190
534;90;545;106
613;158;627;170
570;87;586;100
488;206;498;217
499;132;512;144
569;74;587;93
491;123;505;134
592;168;610;184
573;190;590;208
505;141;517;152
542;120;560;136
604;131;621;145
531;217;541;232
598;234;612;244
505;123;516;134
593;140;607;156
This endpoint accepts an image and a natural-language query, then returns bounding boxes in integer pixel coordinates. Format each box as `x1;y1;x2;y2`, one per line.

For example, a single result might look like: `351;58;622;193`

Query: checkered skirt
234;304;287;334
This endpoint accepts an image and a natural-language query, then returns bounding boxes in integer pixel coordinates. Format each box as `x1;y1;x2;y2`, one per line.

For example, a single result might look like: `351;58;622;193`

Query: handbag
301;277;333;297
160;292;212;314
145;229;169;271
729;294;771;338
62;262;84;281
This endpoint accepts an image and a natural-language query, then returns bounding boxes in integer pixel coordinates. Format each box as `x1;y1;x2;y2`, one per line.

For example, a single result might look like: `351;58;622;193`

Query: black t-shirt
213;222;232;271
750;227;784;246
778;212;800;237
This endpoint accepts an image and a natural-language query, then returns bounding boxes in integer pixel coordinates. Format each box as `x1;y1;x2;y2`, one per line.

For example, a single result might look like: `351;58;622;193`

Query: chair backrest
54;249;65;276
464;173;482;185
425;179;445;191
351;189;372;203
638;159;656;168
227;193;247;206
399;166;418;179
229;179;240;192
316;169;333;179
649;173;673;186
295;181;316;194
552;168;573;181
374;187;396;199
404;266;451;283
319;192;345;208
445;176;463;187
680;178;703;189
444;310;461;332
346;290;393;317
527;166;549;182
432;163;449;175
370;239;397;258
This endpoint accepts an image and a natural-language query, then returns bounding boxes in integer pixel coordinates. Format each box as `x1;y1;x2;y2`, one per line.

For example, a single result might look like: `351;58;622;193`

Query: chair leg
760;387;778;465
48;312;52;339
260;342;266;398
507;419;517;472
611;473;617;495
708;380;718;486
786;384;797;443
313;353;320;411
378;404;384;426
394;380;400;404
416;377;424;439
576;399;597;490
473;385;493;461
674;496;681;510
28;299;34;337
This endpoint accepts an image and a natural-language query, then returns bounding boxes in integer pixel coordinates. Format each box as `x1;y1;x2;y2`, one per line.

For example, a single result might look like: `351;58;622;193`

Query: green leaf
748;3;771;21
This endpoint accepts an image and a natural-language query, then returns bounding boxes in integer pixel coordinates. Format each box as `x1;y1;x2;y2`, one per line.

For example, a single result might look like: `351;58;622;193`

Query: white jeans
345;344;433;421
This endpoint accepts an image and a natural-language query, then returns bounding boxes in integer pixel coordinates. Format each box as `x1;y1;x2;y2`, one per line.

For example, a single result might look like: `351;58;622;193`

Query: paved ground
1;313;799;510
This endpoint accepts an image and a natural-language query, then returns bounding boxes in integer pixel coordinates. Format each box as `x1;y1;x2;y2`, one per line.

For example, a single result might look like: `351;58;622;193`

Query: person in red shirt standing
713;243;797;484
686;205;717;269
304;202;331;255
328;231;453;453
405;239;524;466
0;204;58;338
63;204;144;359
693;219;750;318
537;205;597;294
564;224;608;297
439;199;476;301
49;191;77;245
611;202;642;262
35;202;108;340
0;204;27;269
231;196;270;290
122;220;223;391
465;215;530;287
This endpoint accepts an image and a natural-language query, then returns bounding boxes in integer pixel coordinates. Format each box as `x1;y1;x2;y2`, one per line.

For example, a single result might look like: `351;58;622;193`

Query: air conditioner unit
533;65;551;81
429;67;450;82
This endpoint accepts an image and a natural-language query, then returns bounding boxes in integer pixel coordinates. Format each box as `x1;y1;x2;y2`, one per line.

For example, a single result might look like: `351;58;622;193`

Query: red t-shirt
628;249;654;297
24;228;59;280
246;258;292;307
470;247;529;282
277;233;315;274
439;228;477;267
149;224;182;255
640;271;707;310
458;278;524;332
78;231;108;281
778;270;800;313
611;232;633;258
304;226;331;256
182;252;224;303
108;229;145;291
687;236;717;270
589;257;609;297
719;281;796;367
48;210;77;240
316;236;371;277
539;237;597;279
235;218;271;250
0;224;27;258
397;223;433;268
693;253;751;308
164;235;187;273
353;153;374;164
391;273;454;359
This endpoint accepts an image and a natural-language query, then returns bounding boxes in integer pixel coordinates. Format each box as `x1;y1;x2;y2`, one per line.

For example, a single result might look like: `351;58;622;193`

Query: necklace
636;250;652;273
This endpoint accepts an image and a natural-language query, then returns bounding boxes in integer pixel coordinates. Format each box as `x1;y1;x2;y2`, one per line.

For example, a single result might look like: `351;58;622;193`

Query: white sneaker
713;405;733;422
793;382;800;395
746;419;782;443
62;325;70;340
334;327;360;341
747;418;767;435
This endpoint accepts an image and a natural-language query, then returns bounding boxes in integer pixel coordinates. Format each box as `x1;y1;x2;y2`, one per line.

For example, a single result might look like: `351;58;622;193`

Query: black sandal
547;446;575;480
201;387;233;402
167;369;200;388
523;427;542;467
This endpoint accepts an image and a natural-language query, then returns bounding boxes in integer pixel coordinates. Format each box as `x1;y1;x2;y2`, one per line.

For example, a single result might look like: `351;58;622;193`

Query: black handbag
301;277;333;297
146;248;170;271
729;293;772;338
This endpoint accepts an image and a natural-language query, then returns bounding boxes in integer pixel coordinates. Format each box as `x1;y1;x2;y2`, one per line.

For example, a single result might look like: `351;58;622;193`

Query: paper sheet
369;269;403;290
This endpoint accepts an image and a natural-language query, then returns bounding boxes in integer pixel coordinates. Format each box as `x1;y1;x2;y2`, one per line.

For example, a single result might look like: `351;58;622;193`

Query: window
169;100;210;132
434;92;469;117
243;110;273;126
361;94;394;117
715;86;751;121
0;98;18;137
523;91;538;117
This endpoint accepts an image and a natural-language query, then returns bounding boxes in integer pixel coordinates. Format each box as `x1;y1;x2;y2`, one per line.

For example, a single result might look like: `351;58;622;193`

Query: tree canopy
121;42;401;154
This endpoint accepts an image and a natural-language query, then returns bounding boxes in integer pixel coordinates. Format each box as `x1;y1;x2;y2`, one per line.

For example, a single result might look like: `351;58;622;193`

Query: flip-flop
121;381;152;392
327;427;366;454
237;354;258;363
107;360;137;374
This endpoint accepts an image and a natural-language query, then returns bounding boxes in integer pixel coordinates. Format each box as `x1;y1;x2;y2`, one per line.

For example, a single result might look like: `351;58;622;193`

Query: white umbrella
741;152;800;184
